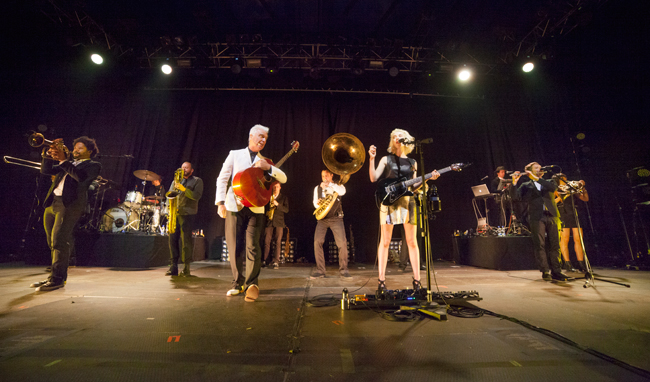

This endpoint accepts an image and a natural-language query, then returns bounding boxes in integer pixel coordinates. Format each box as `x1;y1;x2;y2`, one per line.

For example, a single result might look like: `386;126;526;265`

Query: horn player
29;136;101;292
311;169;352;279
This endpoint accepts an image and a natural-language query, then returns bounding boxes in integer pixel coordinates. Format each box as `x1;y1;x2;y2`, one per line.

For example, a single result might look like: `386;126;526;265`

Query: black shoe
310;272;326;279
420;264;426;271
551;272;574;282
30;279;49;288
577;261;587;272
165;266;178;276
36;281;64;292
179;269;191;277
562;261;575;272
542;272;552;281
376;279;387;296
45;266;52;273
261;262;267;268
412;279;422;291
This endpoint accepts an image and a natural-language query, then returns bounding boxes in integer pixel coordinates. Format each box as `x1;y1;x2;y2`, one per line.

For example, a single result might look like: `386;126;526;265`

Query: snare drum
124;191;143;208
102;207;130;232
160;203;169;216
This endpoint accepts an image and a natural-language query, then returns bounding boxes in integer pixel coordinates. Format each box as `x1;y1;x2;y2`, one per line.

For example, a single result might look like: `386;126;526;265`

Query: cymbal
133;170;160;181
145;195;164;200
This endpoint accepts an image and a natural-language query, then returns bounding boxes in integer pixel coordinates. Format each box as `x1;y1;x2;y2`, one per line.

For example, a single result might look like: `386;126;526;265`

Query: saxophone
166;168;184;234
313;191;338;220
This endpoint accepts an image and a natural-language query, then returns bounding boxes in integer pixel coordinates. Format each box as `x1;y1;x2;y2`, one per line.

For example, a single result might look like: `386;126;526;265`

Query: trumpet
28;132;70;160
558;180;585;194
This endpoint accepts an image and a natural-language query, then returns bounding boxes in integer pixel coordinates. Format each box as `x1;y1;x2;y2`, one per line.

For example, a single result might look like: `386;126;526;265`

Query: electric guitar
233;141;300;207
375;162;471;206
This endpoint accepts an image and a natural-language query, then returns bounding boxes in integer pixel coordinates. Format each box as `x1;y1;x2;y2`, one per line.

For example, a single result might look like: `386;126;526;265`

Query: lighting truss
138;42;498;76
500;0;610;63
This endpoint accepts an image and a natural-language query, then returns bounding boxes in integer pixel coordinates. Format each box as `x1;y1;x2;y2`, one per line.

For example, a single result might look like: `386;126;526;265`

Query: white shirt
313;182;346;209
53;159;89;196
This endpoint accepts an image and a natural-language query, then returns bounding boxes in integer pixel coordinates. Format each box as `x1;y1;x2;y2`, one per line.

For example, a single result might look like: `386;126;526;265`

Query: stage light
576;132;586;140
388;66;399;77
522;62;534;72
90;54;103;65
458;69;472;81
161;64;172;75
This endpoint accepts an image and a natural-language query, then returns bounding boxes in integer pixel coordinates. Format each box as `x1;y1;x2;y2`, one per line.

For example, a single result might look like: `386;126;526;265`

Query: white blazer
215;148;287;214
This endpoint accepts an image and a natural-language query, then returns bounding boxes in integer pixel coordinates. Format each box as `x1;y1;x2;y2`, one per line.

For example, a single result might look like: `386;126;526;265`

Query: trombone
4;156;41;170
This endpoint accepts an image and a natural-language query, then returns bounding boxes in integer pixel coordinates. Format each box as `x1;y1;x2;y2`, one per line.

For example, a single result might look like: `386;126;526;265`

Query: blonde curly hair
387;128;415;155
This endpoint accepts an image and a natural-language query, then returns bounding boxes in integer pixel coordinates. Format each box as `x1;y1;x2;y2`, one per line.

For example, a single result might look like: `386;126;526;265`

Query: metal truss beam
501;0;609;63
40;0;129;57
138;42;498;75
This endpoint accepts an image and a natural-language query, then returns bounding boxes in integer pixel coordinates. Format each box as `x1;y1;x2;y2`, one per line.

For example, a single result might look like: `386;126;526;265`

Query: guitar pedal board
341;288;482;310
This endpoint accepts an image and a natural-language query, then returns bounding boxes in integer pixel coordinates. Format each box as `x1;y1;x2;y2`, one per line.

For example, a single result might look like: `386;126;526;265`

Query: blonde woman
368;129;440;294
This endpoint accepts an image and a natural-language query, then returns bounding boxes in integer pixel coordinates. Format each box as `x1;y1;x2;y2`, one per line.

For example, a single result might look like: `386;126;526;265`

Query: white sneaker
273;262;279;269
226;286;243;297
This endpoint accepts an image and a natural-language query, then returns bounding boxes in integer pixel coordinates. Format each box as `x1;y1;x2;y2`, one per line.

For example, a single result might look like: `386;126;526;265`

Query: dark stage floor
1;261;649;381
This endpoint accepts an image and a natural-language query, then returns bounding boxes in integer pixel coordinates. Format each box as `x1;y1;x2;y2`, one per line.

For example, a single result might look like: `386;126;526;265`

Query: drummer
150;178;166;200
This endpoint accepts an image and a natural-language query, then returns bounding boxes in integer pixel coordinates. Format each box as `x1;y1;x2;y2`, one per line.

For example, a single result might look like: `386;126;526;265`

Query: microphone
480;175;488;181
398;138;414;144
540;165;558;172
419;138;433;144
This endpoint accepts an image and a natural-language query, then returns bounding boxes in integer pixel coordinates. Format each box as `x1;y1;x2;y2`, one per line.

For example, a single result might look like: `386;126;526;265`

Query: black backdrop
2;71;646;266
1;1;647;265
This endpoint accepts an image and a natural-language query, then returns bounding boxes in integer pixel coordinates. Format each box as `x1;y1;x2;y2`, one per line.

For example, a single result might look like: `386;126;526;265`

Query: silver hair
249;124;270;136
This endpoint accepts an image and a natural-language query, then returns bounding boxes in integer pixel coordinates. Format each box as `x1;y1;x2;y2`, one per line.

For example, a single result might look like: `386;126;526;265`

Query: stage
0;261;648;381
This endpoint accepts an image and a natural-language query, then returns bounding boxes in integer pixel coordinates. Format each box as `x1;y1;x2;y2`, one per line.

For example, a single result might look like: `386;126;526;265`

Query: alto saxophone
166;168;184;234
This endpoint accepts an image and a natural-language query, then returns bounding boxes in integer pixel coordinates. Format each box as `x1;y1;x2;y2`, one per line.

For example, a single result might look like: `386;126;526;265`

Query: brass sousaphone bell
321;133;366;185
314;133;365;220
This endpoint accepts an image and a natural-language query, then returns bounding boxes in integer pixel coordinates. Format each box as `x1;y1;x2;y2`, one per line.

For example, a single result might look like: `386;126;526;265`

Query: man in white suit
216;124;287;302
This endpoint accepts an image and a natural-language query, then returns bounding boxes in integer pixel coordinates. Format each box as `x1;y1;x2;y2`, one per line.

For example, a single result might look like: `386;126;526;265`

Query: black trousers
43;196;84;283
529;214;562;273
225;208;265;288
169;214;196;269
263;226;284;264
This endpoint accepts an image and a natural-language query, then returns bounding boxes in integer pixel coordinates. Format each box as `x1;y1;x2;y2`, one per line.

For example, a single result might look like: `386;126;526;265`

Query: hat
494;166;506;174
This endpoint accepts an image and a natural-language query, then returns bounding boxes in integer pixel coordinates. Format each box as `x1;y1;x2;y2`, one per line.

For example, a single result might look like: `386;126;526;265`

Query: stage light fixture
388;66;399;77
458;68;472;81
522;62;534;72
231;57;242;74
90;53;103;65
161;64;172;75
576;132;586;140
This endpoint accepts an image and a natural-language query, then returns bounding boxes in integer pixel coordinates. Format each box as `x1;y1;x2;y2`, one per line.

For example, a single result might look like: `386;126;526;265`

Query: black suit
517;177;562;274
263;192;289;264
41;158;102;283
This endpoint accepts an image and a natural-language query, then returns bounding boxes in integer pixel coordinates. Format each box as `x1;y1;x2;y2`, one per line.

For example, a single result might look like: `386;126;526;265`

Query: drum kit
102;169;169;235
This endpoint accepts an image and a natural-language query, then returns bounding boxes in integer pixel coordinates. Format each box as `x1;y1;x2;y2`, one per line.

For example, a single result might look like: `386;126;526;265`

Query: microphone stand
565;184;630;288
413;139;436;304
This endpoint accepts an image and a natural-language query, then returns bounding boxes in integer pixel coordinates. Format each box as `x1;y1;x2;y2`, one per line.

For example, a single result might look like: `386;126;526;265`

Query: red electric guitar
233;141;300;207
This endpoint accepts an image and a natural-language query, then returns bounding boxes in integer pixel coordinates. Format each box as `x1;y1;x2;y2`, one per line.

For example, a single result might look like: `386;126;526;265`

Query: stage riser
75;232;206;268
453;236;537;270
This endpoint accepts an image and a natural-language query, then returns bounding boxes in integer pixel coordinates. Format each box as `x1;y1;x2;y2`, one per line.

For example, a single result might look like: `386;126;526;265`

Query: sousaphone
314;133;365;220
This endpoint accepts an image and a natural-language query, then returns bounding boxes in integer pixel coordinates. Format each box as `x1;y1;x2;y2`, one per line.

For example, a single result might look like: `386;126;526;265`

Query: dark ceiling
4;0;638;96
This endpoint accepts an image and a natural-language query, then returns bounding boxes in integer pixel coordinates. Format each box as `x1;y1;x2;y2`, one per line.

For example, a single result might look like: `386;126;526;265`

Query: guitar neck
274;149;295;168
402;166;452;187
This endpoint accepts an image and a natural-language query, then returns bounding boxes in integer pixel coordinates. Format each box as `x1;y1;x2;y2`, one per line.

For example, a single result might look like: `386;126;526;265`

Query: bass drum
102;207;130;232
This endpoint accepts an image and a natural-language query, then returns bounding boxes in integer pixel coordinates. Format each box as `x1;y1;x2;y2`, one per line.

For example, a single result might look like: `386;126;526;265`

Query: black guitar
375;162;471;206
